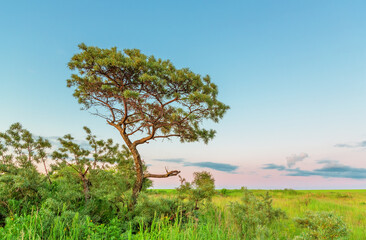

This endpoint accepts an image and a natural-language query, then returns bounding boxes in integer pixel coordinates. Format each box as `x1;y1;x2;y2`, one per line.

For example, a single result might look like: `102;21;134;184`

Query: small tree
51;126;147;203
0;123;52;223
67;44;229;204
177;171;215;209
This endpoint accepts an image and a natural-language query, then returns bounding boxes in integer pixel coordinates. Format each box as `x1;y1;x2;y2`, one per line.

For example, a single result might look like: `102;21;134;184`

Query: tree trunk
129;144;144;207
81;175;89;203
115;126;180;208
117;128;144;207
42;159;52;185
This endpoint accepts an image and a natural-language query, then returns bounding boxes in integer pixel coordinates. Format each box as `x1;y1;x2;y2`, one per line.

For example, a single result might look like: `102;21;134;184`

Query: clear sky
1;1;366;189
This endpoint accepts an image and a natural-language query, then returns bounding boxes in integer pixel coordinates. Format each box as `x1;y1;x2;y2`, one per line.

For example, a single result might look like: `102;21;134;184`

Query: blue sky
1;1;366;189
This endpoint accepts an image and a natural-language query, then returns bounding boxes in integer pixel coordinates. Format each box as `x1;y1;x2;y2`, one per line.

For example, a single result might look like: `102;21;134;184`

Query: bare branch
144;169;181;178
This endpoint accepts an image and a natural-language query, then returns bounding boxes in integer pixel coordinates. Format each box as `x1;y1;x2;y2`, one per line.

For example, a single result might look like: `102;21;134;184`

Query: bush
220;188;228;196
176;171;215;209
228;187;286;239
294;211;349;240
129;194;194;232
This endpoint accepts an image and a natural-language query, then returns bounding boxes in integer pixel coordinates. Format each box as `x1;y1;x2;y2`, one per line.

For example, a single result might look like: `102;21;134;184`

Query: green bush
294;211;349;240
220;188;228;196
177;171;216;209
228;187;286;239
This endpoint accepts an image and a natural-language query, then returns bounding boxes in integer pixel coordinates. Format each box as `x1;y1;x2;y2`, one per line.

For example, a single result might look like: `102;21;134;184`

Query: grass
150;188;366;239
213;189;366;239
1;189;364;239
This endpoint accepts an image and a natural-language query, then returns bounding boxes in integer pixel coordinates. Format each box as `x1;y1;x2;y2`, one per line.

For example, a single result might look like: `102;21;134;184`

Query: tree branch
144;170;181;178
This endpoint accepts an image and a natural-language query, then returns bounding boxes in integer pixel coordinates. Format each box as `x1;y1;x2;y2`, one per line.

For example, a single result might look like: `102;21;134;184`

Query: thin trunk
81;175;89;202
195;200;199;210
42;159;52;184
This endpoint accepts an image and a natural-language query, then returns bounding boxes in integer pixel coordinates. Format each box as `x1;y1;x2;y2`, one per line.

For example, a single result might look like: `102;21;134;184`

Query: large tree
67;43;229;203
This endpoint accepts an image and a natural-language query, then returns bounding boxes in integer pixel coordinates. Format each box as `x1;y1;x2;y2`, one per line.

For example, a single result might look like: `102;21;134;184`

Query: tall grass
1;189;362;239
0;207;242;240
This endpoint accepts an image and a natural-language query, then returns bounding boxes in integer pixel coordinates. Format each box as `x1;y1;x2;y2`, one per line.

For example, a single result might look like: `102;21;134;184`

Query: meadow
1;188;363;239
143;189;366;239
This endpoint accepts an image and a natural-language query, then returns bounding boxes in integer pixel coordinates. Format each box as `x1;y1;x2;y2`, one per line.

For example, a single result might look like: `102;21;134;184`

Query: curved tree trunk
117;128;144;206
129;145;144;206
116;125;180;208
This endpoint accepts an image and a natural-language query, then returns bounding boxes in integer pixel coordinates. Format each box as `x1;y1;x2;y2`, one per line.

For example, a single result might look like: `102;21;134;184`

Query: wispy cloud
334;140;366;148
152;158;239;173
334;143;353;148
153;158;185;163
183;161;239;173
316;160;339;164
263;160;366;179
262;164;286;171
286;153;308;168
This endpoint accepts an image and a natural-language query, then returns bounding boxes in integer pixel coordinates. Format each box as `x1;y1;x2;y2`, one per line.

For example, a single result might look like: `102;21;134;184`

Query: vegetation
0;122;357;239
67;44;229;203
177;171;215;209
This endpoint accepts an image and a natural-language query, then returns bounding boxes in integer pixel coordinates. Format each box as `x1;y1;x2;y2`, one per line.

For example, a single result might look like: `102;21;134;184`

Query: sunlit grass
1;189;364;239
152;189;366;239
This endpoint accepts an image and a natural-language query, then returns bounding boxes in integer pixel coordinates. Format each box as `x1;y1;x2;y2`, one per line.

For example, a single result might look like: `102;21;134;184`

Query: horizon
1;0;366;189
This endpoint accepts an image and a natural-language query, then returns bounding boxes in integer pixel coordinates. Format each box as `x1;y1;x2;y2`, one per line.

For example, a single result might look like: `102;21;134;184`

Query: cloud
334;143;353;148
263;160;366;179
152;158;239;173
183;161;239;173
316;160;339;164
262;164;286;171
286;164;366;179
153;158;185;163
286;153;308;168
334;140;366;148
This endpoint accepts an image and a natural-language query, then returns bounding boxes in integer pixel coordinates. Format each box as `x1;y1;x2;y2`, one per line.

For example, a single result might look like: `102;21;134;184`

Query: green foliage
0;209;127;240
0;122;356;239
228;187;286;239
177;171;215;209
220;188;228;196
67;44;229;144
0;123;152;227
0;123;51;225
294;211;349;240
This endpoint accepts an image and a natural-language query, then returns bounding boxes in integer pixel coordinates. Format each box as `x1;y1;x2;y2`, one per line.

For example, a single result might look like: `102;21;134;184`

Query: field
1;188;362;239
144;189;366;239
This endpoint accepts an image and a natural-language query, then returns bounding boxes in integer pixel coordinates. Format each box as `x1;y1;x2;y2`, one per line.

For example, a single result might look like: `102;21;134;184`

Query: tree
177;171;215;209
51;126;148;203
67;44;229;204
0;123;52;223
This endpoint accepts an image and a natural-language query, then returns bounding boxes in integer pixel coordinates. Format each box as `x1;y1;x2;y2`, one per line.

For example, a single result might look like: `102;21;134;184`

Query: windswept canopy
67;44;229;145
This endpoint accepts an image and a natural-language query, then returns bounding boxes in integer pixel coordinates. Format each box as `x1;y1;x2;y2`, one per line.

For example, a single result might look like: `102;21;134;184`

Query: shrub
228;187;286;239
294;211;349;240
220;188;228;196
177;171;215;209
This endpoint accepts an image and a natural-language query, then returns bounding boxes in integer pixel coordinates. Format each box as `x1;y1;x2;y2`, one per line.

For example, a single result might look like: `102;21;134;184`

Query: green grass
151;189;366;239
214;189;366;239
1;189;364;239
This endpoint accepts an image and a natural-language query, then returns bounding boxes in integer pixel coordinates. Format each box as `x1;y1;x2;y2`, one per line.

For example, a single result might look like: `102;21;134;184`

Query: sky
1;0;366;189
